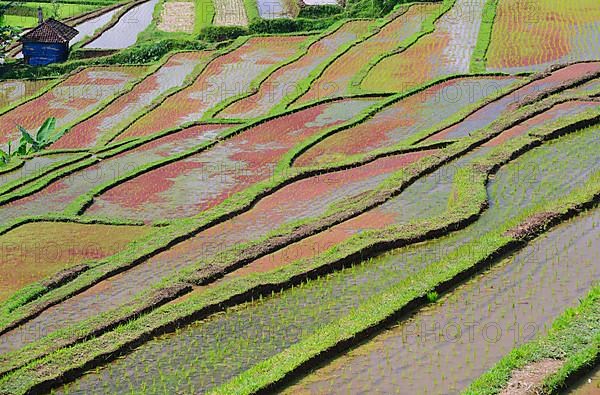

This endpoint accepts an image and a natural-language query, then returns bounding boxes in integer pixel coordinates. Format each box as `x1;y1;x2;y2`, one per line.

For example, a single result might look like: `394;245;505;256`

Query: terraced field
219;20;373;119
0;66;147;145
362;0;489;92
213;0;248;26
83;0;161;49
117;36;308;140
0;79;51;110
296;3;440;103
486;0;600;73
52;51;214;149
0;0;599;394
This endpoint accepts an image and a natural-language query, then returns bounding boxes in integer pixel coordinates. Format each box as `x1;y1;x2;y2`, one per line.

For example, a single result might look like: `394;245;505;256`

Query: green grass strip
243;0;259;21
469;0;498;73
195;0;215;32
0;157;24;175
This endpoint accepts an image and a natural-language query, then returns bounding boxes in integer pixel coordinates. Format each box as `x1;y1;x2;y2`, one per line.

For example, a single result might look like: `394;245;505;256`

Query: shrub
248;17;339;34
198;26;249;42
298;4;344;19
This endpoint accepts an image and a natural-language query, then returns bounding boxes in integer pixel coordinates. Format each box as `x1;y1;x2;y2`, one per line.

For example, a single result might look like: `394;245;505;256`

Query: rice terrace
0;0;599;392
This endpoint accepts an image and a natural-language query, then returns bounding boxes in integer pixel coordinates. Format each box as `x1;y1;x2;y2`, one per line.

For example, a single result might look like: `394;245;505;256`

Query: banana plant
0;142;12;165
17;117;67;154
0;117;68;167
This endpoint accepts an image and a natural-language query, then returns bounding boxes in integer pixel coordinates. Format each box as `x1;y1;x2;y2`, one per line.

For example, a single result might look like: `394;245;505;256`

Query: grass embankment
0;94;598;393
469;0;498;73
0;36;209;80
242;0;258;21
464;285;600;395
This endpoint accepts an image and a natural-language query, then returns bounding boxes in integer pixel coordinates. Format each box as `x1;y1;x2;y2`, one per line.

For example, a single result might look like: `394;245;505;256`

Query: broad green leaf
0;149;8;164
18;125;36;145
36;117;56;143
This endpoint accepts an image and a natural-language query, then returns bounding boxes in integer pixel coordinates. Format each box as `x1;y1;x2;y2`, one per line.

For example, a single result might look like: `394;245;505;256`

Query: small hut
19;8;78;66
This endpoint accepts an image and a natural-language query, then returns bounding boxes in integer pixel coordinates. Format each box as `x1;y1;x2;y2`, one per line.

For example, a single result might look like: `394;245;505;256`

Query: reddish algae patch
0;124;230;226
212;150;435;277
425;62;600;142
296;76;518;167
297;4;438;104
483;100;599;147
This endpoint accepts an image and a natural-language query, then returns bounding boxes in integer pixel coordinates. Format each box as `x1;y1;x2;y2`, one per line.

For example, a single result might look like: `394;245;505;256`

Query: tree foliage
0;1;22;63
0;117;68;165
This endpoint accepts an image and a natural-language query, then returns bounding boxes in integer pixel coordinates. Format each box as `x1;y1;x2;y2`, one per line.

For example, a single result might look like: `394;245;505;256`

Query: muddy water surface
565;365;600;395
0;152;424;353
0;153;76;189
